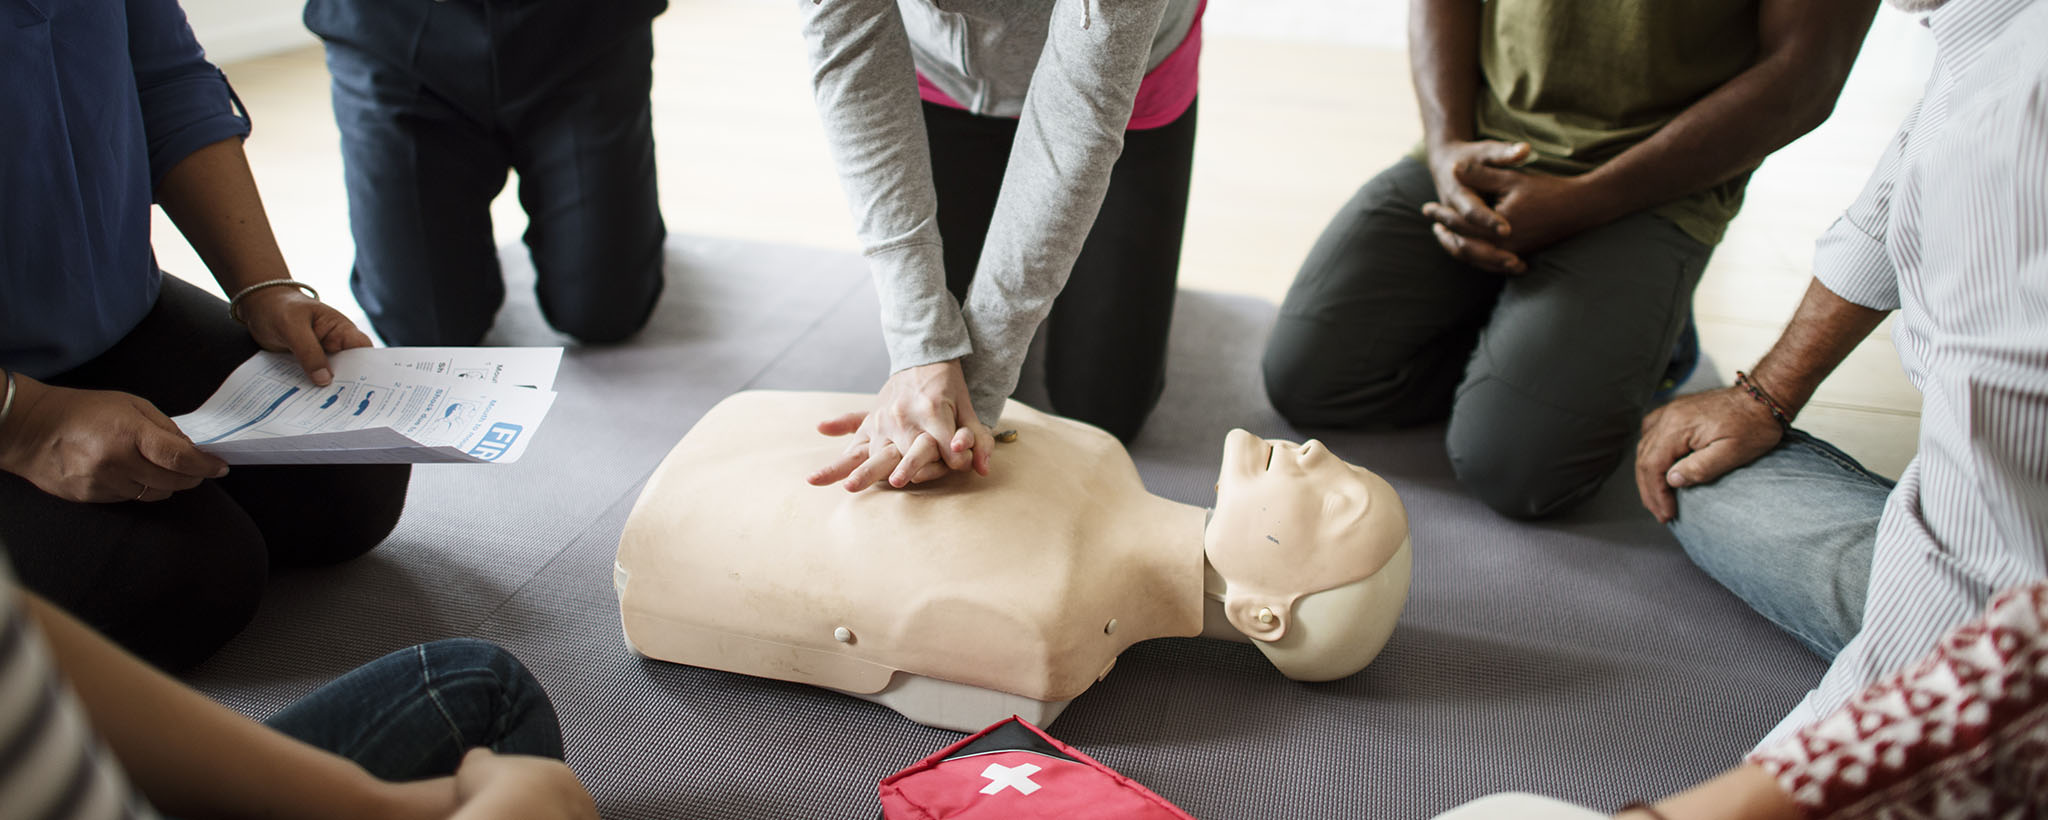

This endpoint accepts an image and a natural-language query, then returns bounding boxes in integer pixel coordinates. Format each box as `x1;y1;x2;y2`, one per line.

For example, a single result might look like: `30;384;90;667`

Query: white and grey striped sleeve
1811;102;1916;312
0;573;160;820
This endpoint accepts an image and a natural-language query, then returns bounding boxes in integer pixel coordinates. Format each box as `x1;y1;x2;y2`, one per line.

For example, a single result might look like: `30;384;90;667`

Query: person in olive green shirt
1262;0;1878;519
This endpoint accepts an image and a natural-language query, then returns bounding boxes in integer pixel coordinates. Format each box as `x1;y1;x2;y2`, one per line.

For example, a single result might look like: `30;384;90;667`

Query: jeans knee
548;302;656;345
535;239;664;345
417;639;564;759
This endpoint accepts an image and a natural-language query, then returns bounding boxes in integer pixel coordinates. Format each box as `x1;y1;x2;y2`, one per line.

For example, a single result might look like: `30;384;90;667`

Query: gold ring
134;486;148;502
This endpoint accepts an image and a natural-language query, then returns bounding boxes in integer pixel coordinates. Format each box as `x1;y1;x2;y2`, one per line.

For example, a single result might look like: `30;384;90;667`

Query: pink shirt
916;2;1204;131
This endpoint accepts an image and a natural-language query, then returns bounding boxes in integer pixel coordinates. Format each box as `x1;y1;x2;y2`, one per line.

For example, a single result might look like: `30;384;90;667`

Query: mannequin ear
1223;594;1290;642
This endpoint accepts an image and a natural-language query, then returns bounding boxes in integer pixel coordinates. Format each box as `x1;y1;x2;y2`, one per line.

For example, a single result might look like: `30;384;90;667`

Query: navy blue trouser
266;638;566;779
314;0;666;346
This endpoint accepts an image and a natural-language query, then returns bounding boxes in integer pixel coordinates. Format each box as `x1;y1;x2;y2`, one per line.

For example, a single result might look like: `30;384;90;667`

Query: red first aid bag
879;717;1197;820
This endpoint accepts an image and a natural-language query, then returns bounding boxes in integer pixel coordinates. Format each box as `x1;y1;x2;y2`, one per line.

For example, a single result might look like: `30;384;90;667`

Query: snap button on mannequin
616;391;1411;731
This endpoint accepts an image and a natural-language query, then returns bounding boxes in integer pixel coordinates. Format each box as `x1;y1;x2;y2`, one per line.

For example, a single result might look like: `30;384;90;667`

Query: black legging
0;277;410;669
923;98;1198;442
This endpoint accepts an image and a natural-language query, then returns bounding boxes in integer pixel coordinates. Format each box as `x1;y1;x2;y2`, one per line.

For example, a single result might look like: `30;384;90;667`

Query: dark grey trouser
316;0;666;346
1263;157;1712;519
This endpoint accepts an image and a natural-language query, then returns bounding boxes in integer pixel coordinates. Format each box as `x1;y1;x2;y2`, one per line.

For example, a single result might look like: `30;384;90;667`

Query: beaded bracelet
227;278;320;324
1735;370;1793;429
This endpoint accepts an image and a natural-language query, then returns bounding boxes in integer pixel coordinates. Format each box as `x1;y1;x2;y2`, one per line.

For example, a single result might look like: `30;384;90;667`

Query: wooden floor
155;0;1926;479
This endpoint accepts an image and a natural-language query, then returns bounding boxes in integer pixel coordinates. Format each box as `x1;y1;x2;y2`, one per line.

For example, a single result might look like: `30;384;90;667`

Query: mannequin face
1209;430;1378;577
1205;429;1411;679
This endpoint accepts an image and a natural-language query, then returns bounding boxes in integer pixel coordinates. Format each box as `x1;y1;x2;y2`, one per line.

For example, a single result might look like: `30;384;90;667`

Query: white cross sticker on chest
978;762;1044;795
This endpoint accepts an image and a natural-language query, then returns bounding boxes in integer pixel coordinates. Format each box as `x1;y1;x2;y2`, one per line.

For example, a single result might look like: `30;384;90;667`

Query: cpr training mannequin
616;391;1412;731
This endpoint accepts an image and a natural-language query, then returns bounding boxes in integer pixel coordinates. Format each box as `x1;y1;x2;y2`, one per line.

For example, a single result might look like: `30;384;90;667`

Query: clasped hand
1422;139;1597;274
0;286;371;504
807;360;994;492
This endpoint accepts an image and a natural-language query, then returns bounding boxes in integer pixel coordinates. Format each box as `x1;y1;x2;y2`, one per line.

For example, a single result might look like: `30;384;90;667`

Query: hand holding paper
172;348;564;465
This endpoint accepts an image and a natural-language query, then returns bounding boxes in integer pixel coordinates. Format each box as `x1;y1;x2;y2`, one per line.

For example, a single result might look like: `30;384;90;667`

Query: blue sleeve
125;0;252;193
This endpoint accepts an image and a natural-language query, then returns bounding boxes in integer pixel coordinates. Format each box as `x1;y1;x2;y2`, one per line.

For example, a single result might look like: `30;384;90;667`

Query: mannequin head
1204;429;1412;681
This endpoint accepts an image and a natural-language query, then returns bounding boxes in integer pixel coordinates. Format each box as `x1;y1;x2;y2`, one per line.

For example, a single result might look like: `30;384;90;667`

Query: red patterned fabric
1748;582;2048;818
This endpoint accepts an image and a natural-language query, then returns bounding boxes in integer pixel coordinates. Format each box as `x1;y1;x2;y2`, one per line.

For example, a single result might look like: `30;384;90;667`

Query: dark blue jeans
264;638;564;780
313;0;666;346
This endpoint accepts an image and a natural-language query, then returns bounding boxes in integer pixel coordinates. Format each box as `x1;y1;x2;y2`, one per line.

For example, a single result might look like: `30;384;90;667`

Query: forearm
154;136;295;296
1577;0;1877;223
799;0;968;372
23;593;448;820
1409;0;1481;149
1622;765;1800;820
1747;278;1889;418
956;0;1168;423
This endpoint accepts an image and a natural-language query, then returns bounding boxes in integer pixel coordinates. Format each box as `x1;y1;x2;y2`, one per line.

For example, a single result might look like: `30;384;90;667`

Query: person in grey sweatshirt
798;0;1206;492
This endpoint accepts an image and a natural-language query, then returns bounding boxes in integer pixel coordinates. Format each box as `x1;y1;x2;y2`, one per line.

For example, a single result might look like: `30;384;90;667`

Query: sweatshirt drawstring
1082;0;1092;29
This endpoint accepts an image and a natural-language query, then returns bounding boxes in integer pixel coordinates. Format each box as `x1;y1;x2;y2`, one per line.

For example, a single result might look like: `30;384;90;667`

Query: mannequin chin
616;391;1413;730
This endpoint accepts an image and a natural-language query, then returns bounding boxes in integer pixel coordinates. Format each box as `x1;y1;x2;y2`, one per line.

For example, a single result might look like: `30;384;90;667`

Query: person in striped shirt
1635;0;2048;771
0;551;592;820
1435;580;2048;819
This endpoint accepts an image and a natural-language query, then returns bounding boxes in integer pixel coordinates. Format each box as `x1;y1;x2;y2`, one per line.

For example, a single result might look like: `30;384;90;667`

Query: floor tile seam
467;270;867;630
733;272;874;393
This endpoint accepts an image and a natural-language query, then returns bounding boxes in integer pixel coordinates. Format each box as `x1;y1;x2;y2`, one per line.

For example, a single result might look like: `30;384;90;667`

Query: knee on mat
274;465;411;567
1446;435;1610;520
1665;478;1776;578
1261;341;1407;429
415;638;565;759
1049;376;1164;443
546;297;657;345
537;244;665;345
1263;351;1354;428
107;528;269;670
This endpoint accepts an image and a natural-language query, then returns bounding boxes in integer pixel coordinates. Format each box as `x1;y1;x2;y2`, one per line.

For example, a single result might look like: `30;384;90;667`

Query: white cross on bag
978;762;1043;796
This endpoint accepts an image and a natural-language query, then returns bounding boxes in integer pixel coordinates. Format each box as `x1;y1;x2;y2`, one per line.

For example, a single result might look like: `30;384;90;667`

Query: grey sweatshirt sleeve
956;0;1171;426
799;0;972;374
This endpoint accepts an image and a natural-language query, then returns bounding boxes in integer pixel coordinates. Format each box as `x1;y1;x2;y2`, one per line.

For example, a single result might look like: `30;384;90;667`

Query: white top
1761;0;2048;746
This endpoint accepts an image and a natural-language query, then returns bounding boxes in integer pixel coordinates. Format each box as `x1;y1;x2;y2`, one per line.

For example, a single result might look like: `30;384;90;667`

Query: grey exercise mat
187;235;1825;819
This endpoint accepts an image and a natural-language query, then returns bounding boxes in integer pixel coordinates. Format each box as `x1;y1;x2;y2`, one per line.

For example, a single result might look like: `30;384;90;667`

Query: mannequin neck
1094;490;1213;641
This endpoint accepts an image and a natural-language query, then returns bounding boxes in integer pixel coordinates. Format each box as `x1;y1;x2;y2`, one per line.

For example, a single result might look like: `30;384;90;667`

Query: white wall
183;0;315;64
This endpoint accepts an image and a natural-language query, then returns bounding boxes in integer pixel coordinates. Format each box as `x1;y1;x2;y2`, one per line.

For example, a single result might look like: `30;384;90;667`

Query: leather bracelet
1617;802;1674;820
1735;370;1793;429
227;278;319;324
0;368;15;433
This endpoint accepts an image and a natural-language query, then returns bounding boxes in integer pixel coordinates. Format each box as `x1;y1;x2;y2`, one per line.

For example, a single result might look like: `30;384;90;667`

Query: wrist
1739;368;1807;422
227;278;319;324
1422;130;1470;158
345;773;459;820
0;375;51;474
1566;165;1635;228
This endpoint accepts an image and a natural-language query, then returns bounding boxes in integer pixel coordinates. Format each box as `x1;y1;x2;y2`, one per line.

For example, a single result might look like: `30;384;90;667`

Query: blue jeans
1667;429;1892;659
264;639;564;781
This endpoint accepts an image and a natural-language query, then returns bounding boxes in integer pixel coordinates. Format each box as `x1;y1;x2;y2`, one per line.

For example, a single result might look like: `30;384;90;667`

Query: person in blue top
0;0;410;670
